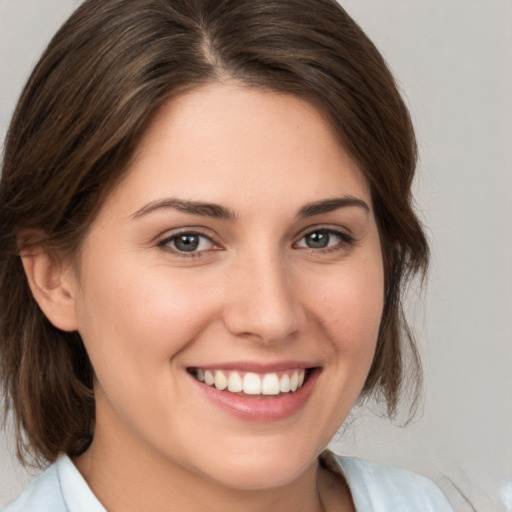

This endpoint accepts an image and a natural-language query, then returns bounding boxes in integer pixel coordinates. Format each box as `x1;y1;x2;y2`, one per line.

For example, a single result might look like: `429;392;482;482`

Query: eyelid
157;227;223;256
156;225;221;242
294;224;355;243
154;224;356;258
292;225;357;255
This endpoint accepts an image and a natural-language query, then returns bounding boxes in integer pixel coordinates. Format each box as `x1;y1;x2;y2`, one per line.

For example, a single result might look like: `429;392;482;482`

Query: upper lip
187;361;318;373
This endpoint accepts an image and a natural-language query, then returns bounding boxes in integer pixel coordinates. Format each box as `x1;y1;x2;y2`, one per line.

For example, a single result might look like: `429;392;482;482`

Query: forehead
106;81;371;218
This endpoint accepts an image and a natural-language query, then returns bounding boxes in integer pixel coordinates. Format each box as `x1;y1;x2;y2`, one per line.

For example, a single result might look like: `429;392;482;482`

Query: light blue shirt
4;451;454;511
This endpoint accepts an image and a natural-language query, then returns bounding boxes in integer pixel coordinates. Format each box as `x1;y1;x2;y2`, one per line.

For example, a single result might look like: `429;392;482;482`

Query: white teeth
228;371;243;392
195;368;308;395
279;374;291;393
290;371;299;392
204;370;214;386
261;373;280;395
214;370;228;391
243;372;262;395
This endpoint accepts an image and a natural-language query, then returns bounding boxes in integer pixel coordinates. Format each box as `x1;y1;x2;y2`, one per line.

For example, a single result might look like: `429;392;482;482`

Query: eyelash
157;227;356;258
157;230;218;259
294;228;356;254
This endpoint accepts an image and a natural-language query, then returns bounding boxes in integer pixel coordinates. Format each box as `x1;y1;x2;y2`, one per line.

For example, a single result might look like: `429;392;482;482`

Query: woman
0;0;453;510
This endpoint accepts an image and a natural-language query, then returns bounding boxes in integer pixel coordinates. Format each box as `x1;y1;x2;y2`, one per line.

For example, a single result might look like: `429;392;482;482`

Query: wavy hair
0;0;428;466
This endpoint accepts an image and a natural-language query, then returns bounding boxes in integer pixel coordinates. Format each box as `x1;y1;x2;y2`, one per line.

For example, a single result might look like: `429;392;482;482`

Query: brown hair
0;0;428;467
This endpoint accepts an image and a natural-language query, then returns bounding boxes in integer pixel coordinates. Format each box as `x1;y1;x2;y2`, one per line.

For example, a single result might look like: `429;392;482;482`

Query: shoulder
3;455;105;512
321;451;454;512
3;461;65;512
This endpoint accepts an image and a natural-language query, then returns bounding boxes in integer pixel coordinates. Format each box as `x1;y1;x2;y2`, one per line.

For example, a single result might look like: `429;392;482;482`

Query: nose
222;250;301;345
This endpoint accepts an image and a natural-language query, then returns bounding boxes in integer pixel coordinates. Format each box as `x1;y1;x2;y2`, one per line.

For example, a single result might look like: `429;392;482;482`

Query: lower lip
190;369;319;422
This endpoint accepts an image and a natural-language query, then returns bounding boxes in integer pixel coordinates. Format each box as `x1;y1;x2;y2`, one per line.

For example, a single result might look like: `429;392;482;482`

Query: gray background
1;1;511;510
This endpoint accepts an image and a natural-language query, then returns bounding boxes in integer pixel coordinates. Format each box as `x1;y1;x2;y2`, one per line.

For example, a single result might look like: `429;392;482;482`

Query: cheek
305;259;384;359
74;255;222;385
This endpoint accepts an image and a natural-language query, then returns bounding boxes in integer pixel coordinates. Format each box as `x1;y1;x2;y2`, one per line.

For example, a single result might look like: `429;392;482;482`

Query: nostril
222;306;300;345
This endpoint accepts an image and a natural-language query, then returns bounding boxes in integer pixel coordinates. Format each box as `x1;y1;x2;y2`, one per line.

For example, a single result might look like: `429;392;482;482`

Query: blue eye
159;232;215;253
303;231;330;249
296;229;353;250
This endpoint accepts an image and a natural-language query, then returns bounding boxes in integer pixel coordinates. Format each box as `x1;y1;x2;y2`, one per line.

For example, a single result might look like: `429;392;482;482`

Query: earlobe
21;247;79;332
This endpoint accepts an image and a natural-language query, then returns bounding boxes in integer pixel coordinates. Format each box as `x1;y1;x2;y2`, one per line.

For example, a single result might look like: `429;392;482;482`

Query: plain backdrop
1;1;511;510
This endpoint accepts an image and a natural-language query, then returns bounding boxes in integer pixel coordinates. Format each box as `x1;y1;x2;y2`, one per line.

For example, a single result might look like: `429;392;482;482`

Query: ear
21;247;79;332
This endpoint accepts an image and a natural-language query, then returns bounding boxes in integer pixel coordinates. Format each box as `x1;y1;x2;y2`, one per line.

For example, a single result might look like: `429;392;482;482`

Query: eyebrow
297;196;370;217
131;196;369;221
131;198;237;221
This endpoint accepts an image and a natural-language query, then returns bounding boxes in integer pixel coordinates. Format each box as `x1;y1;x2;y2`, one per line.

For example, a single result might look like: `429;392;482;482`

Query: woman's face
70;82;384;490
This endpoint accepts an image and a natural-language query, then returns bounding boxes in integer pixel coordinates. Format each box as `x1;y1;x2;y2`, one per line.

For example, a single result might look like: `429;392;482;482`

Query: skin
27;82;385;511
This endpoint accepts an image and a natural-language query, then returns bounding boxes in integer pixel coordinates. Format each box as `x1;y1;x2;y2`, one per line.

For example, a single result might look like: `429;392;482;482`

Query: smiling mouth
188;368;312;397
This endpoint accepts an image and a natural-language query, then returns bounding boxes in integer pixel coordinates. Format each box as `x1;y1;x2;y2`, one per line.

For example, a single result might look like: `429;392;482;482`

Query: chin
192;438;320;491
207;460;310;491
